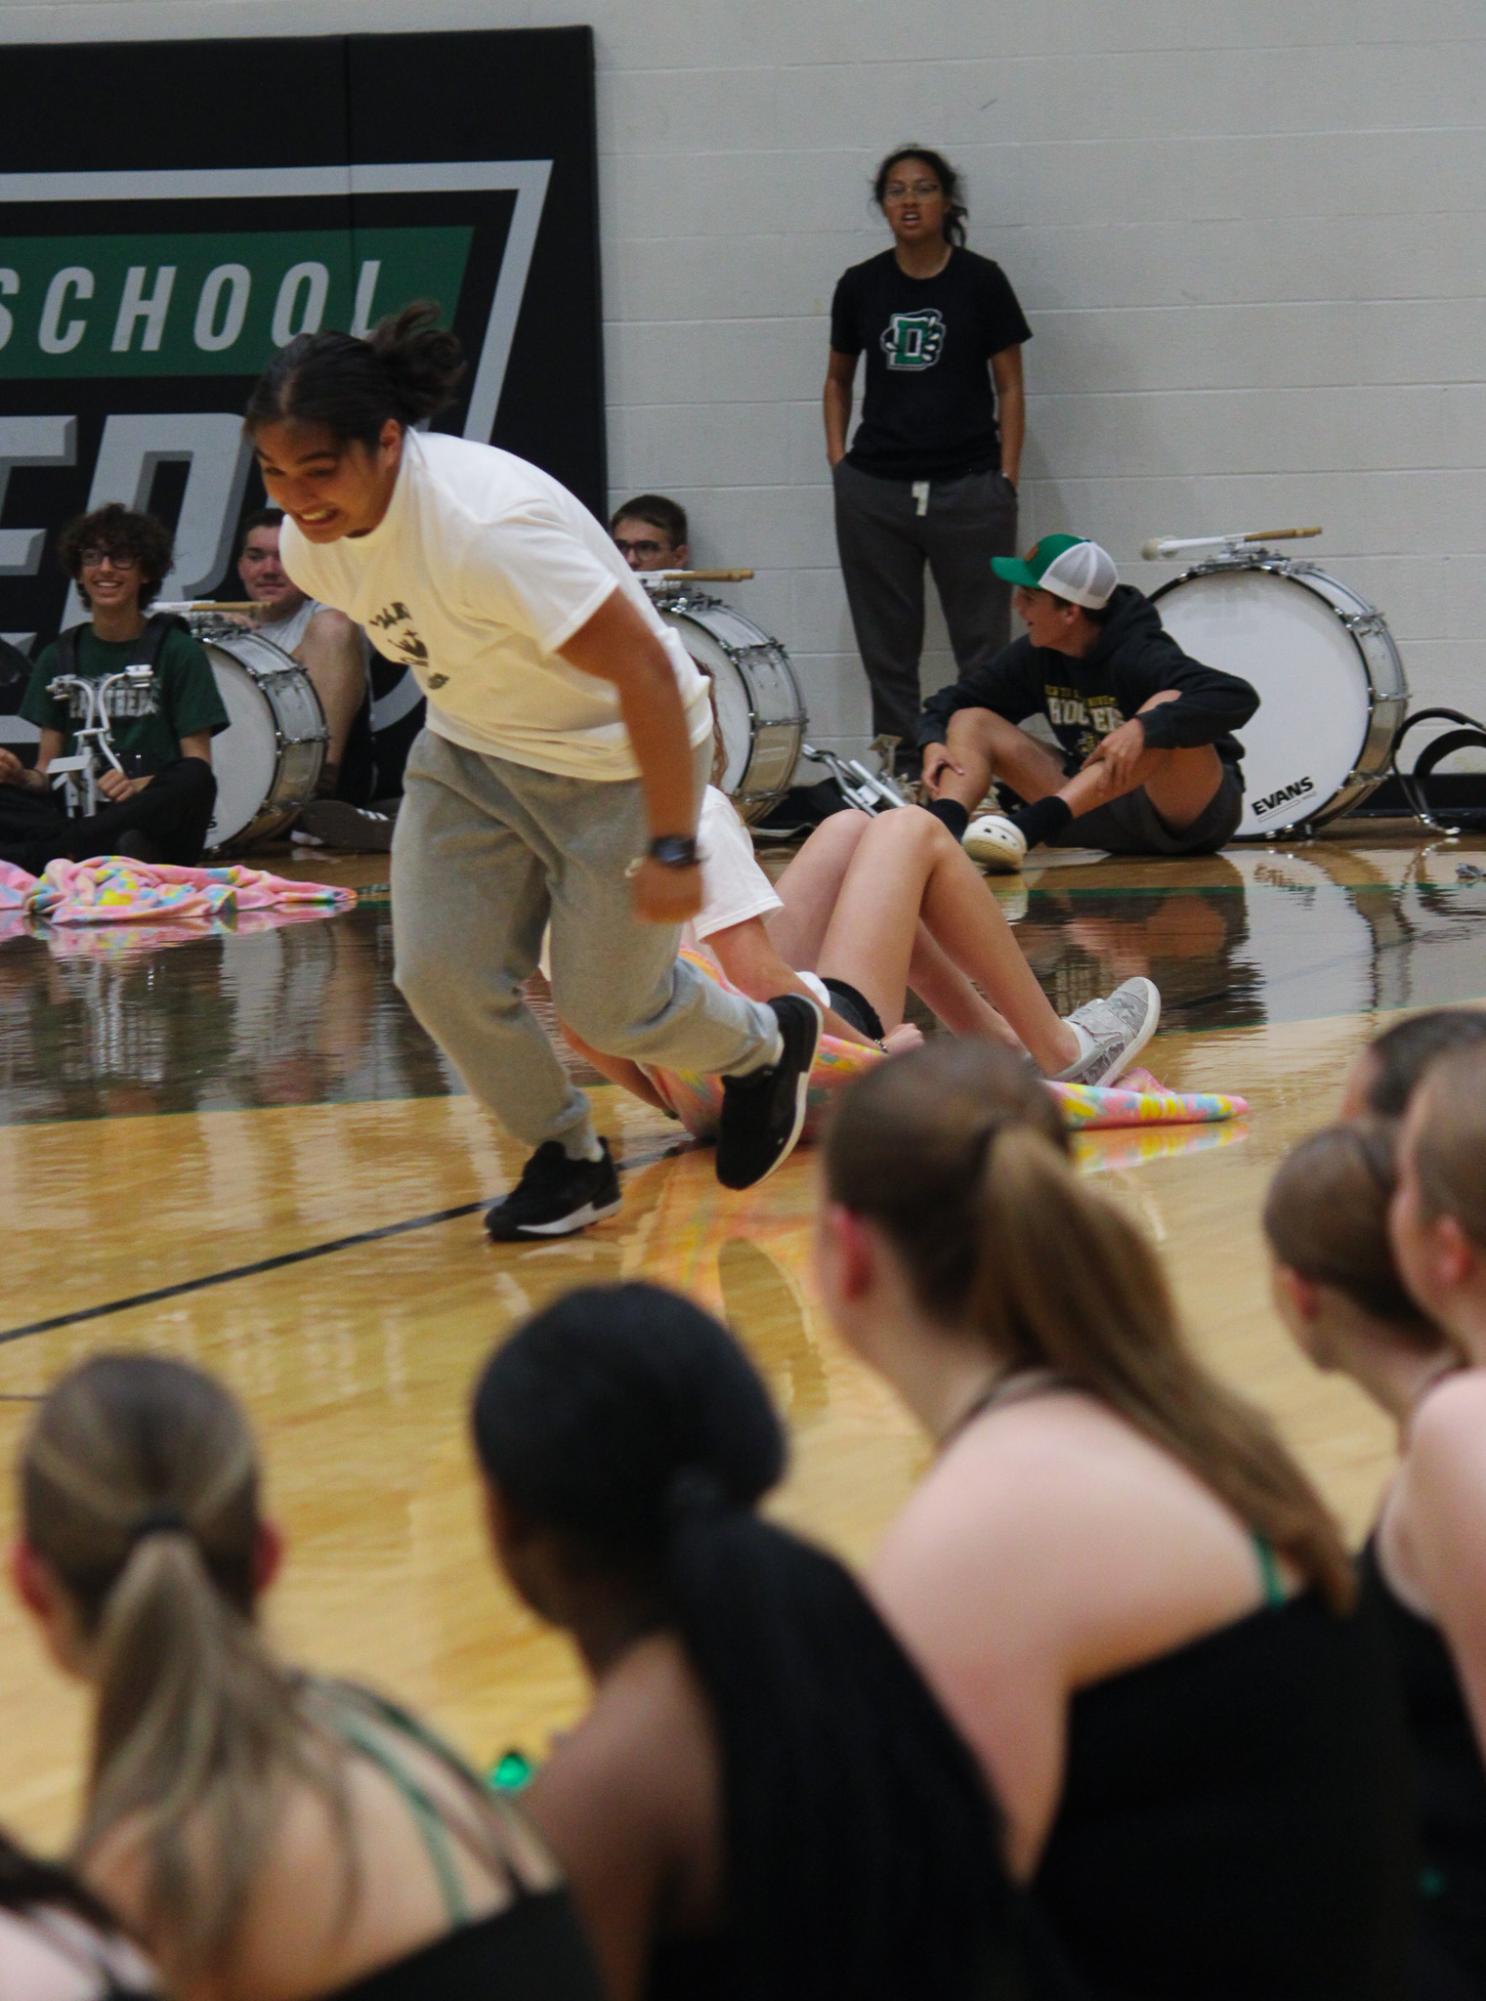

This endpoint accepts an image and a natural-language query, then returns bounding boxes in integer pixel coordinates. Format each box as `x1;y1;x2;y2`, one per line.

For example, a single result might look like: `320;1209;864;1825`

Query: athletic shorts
820;975;886;1042
1048;759;1246;857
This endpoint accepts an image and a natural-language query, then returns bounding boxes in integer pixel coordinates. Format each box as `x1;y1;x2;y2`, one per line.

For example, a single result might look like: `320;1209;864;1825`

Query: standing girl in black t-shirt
825;146;1031;767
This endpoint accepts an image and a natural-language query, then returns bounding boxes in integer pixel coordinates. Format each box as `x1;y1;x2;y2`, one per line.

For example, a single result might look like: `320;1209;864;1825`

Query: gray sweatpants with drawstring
391;728;777;1157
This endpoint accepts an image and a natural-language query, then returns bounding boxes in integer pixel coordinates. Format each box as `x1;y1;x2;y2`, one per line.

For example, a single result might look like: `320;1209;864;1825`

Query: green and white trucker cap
991;533;1118;610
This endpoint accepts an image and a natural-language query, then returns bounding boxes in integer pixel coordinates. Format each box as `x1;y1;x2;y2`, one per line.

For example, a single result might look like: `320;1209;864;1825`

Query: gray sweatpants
391;729;777;1156
833;458;1019;752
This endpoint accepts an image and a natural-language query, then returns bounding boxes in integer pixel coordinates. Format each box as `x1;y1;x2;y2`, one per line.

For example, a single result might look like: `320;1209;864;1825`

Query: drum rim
656;600;806;821
204;637;328;852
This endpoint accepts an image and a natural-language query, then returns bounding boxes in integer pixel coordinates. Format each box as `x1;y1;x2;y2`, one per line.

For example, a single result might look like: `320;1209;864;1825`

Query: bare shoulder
1411;1370;1486;1453
530;1634;716;1837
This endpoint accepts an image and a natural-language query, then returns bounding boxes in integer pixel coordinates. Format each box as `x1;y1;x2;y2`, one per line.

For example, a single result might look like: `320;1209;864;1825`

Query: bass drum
196;627;328;852
1151;560;1407;838
650;590;805;823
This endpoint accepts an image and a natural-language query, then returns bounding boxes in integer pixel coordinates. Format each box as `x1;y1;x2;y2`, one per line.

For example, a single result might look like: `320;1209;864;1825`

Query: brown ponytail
1263;1124;1442;1344
21;1356;341;1981
826;1043;1355;1611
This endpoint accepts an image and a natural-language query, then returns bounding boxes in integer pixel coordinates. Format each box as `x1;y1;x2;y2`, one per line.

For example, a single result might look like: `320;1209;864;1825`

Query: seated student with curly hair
0;504;228;871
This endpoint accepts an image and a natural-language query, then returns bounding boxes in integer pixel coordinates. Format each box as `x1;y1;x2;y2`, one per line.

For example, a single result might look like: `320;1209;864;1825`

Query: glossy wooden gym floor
0;820;1483;1848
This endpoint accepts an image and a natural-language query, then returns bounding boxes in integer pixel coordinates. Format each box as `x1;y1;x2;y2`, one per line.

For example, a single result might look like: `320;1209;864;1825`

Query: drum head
1153;568;1377;837
204;632;326;848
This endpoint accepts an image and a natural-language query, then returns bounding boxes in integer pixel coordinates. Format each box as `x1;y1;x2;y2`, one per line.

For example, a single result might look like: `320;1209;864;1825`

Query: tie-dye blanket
0;855;354;923
647;952;1247;1139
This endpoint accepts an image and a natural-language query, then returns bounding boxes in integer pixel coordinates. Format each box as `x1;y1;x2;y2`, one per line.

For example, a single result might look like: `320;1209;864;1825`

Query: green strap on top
1252;1532;1285;1609
332;1706;472;1927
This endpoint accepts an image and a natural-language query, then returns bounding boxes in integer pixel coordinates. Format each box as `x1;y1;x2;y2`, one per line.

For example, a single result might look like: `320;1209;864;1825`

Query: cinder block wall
3;0;1482;760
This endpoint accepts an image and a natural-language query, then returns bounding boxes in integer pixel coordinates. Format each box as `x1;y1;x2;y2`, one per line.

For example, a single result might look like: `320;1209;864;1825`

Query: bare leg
927;708;1068;812
814;808;1079;1074
297;609;369;789
766;809;872;965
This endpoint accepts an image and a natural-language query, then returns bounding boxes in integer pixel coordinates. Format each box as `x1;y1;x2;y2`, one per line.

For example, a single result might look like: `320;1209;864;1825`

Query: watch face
650;836;698;868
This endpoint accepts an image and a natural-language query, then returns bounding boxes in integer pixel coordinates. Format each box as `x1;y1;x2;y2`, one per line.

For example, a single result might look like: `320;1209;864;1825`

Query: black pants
833;458;1018;755
0;757;219;874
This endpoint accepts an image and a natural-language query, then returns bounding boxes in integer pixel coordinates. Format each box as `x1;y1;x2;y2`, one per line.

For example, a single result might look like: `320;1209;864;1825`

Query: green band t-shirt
23;625;230;773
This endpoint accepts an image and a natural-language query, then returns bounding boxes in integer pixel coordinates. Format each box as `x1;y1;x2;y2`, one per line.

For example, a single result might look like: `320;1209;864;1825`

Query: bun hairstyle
472;1282;1023;2001
825;1041;1356;1612
1264;1123;1442;1345
1411;1043;1486;1251
244;300;467;447
20;1355;331;1982
872;144;969;246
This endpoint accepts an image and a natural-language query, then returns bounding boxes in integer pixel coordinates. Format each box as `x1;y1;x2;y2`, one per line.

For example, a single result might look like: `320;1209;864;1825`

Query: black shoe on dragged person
715;995;823;1191
485;1139;622;1242
112;829;164;865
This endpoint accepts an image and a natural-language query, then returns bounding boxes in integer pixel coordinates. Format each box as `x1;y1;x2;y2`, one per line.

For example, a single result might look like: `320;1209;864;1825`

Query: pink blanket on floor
0;856;355;923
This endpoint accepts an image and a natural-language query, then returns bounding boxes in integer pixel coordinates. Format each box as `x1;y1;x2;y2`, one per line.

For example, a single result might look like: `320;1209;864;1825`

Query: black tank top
318;1887;601;2001
1362;1536;1486;1995
1032;1585;1416;2000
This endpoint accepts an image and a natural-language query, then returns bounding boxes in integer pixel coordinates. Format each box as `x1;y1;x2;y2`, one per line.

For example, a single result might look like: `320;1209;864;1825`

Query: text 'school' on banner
0;28;603;657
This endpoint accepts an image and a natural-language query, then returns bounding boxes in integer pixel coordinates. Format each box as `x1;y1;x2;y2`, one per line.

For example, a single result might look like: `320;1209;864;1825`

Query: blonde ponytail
22;1357;344;1983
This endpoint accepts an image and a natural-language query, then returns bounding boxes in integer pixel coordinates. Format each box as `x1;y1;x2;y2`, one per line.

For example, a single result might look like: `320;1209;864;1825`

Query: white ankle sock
564;1137;604;1163
1050;1020;1097;1081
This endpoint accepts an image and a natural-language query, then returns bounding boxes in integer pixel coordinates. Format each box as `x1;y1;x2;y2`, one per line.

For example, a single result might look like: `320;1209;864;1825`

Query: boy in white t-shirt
246;308;819;1238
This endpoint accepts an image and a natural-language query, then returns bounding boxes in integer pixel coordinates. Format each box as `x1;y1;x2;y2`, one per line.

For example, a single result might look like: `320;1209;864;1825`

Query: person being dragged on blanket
553;780;1161;1124
0;505;228;874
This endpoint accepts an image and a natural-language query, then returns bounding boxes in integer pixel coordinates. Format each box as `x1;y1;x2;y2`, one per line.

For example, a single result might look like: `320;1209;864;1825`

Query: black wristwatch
647;834;700;869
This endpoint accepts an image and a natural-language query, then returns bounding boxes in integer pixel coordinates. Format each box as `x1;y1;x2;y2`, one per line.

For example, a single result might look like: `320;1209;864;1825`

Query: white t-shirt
281;430;711;780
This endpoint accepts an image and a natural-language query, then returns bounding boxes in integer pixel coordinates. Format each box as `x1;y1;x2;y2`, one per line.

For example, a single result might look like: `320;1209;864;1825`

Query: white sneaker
963;814;1028;873
1058;977;1162;1086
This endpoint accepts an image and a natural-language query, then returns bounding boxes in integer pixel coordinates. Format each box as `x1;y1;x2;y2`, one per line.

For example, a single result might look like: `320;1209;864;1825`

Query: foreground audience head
1264;1123;1447;1369
821;1040;1353;1607
471;1280;1019;2001
1392;1046;1486;1353
1341;1007;1486;1122
14;1354;288;1981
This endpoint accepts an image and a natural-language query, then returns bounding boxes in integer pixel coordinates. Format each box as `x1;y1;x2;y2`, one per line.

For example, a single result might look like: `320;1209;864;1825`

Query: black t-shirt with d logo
830;247;1032;481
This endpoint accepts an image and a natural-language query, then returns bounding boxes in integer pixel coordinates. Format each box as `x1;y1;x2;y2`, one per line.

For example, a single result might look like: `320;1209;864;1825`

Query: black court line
0;1138;686;1348
0;1200;486;1347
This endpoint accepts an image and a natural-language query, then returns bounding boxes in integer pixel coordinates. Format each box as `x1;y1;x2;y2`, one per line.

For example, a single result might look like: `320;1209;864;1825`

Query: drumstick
151;599;266;614
1140;529;1323;560
645;568;756;582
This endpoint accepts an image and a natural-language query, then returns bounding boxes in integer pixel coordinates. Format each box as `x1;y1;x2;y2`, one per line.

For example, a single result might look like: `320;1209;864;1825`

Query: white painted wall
4;0;1484;770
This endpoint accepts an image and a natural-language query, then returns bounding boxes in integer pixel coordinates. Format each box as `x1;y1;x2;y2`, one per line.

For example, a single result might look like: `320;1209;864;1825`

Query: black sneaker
293;799;396;852
715;995;823;1191
485;1139;621;1241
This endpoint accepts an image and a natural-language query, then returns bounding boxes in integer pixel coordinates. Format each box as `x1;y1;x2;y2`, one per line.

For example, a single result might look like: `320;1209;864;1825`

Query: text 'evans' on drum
1151;558;1407;838
192;623;328;852
645;586;805;823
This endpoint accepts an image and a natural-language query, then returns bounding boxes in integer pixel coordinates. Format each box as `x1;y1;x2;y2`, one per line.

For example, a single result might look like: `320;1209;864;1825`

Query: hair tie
666;1467;729;1523
128;1504;189;1549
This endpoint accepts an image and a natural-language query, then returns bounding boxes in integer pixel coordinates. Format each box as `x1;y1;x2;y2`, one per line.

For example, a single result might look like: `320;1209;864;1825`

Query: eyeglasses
79;547;139;569
884;180;942;201
614;537;670;558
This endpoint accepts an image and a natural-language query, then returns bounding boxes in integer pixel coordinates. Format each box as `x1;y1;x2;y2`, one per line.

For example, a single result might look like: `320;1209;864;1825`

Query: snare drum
645;586;806;822
193;626;328;851
1151;558;1408;838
